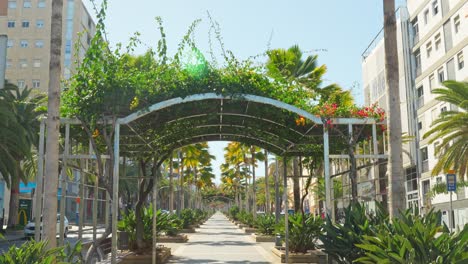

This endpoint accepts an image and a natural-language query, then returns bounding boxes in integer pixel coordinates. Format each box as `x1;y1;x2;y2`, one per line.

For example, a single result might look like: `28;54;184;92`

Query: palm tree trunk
384;0;405;218
293;157;301;212
42;0;63;249
7;166;20;227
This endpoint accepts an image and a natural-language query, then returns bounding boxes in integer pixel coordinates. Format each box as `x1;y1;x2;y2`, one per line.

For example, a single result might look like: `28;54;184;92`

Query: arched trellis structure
35;93;386;264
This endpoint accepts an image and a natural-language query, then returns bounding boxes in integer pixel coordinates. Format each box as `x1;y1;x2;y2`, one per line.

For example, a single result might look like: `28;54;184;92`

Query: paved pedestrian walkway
168;212;278;263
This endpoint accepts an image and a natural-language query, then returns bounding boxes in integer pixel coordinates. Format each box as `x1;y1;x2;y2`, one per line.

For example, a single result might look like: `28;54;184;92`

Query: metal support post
323;127;332;219
59;123;70;246
34;120;45;241
152;174;158;264
105;191;110;228
169;152;174;213
93;161;100;242
372;124;380;202
79;158;85;240
274;158;280;224
283;157;289;263
111;124;120;264
265;150;270;214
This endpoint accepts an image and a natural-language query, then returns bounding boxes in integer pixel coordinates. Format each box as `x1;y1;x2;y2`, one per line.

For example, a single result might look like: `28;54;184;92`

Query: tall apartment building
362;0;467;230
0;0;95;92
362;6;419;211
0;0;95;224
408;0;467;229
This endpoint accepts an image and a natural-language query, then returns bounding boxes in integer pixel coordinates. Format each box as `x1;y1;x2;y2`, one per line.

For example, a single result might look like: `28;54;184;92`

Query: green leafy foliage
118;205;182;249
320;202;387;263
254;214;276;236
228;206;240;221
0;240;82;264
355;210;468;264
237;210;254;226
276;213;323;253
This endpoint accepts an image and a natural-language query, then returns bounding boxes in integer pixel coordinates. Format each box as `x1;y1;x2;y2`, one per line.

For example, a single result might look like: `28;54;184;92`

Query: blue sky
83;0;406;182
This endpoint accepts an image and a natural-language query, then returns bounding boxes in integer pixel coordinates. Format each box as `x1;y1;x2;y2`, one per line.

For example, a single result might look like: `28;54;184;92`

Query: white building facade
362;0;467;229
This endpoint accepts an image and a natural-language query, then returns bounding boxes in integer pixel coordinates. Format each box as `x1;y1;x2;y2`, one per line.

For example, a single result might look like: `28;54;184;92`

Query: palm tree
0;88;30;188
0;84;45;227
222;142;250;209
42;0;64;248
266;45;331;212
383;0;405;218
423;81;468;178
248;146;265;217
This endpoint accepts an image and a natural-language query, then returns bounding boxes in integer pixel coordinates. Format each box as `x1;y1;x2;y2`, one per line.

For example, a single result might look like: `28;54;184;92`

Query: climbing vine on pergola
38;5;387;263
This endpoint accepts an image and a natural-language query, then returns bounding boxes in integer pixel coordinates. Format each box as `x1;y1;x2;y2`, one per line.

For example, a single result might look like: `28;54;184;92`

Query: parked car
24;214;69;238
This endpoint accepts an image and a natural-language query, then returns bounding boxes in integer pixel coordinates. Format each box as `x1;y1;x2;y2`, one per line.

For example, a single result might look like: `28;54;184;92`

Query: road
0;226;107;253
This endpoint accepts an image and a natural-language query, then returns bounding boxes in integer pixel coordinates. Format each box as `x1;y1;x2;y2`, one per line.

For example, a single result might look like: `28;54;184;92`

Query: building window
37;0;45;8
453;15;460;33
422;180;430;198
417;86;424;108
415;49;421;76
457;52;464;70
429;74;435;90
17;80;25;89
20;40;28;48
33;59;41;68
8;1;17;9
412;18;419;43
23;0;31;8
426;42;432;58
437;67;444;83
34;40;44;48
441;105;447;113
436;176;442;184
36;19;44;28
32;79;40;88
418;121;423;130
7;21;15;28
421;147;429;172
6;59;12;68
406;167;418;192
19;59;27;68
22;20;29;28
432;0;439;15
7;40;13;48
424;9;429;24
434;33;441;50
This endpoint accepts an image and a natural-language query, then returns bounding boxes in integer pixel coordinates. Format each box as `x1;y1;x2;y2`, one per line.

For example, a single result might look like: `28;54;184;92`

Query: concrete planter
243;227;257;234
251;234;276;242
180;227;196;233
157;234;188;243
121;246;171;263
238;223;249;228
271;247;327;263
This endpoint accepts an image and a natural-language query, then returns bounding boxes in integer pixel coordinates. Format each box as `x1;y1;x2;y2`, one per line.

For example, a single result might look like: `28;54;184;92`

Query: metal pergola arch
35;92;386;264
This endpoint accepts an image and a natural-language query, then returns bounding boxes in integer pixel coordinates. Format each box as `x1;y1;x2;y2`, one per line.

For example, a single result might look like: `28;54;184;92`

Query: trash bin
118;231;129;250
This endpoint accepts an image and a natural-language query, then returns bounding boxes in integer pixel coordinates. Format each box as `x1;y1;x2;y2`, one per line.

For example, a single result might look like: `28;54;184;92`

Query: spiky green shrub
320;202;387;263
229;206;240;220
118;205;182;248
254;214;276;236
276;213;323;253
355;210;468;264
0;240;82;264
180;209;195;228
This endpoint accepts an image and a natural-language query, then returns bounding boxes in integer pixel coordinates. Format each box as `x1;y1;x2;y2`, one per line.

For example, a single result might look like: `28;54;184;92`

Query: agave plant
284;213;323;253
320;202;388;263
0;240;82;264
254;214;276;236
355;210;468;264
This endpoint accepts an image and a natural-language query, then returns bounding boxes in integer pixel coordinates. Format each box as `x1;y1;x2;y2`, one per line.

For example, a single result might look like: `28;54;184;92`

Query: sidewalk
0;229;24;243
167;212;279;263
